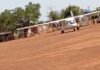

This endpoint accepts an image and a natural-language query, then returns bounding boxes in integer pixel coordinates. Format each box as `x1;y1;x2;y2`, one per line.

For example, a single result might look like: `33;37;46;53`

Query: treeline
48;5;100;21
0;2;100;33
48;5;83;21
0;2;41;32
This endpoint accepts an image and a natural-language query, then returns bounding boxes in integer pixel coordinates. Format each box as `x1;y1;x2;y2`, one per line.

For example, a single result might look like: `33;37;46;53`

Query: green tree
96;7;100;11
13;7;25;21
48;10;60;21
0;2;41;33
91;7;100;19
0;10;16;32
60;5;82;18
25;2;41;24
12;7;25;28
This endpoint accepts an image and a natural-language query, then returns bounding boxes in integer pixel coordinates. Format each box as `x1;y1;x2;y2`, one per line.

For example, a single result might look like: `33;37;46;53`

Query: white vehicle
60;17;80;33
16;11;100;35
45;11;100;33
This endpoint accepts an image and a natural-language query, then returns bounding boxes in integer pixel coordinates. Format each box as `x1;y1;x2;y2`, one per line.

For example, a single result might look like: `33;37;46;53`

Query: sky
0;0;100;21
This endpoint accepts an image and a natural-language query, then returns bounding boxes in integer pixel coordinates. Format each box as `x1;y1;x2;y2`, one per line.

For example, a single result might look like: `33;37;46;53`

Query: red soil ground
0;24;100;70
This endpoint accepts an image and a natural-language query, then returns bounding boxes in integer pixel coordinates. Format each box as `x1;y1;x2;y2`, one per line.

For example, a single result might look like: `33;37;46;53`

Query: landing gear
61;26;80;34
61;30;64;34
74;28;76;31
77;26;80;30
73;26;80;31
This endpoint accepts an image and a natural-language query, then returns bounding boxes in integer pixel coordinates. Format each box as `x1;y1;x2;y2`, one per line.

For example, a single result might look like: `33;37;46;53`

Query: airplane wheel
61;30;64;34
77;26;80;30
73;28;76;31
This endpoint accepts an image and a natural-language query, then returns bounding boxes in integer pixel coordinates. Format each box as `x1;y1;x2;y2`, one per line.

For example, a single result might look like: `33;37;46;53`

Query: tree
12;7;25;28
60;5;82;18
0;10;16;32
0;2;41;33
37;21;44;24
25;2;41;24
91;7;100;19
13;7;25;21
96;7;100;11
48;10;60;21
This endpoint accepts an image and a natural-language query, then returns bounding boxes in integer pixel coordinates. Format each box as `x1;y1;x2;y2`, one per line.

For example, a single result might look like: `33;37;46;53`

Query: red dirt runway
0;24;100;70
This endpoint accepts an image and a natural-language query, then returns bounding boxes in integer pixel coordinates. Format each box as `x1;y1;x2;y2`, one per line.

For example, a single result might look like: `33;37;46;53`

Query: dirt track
0;24;100;70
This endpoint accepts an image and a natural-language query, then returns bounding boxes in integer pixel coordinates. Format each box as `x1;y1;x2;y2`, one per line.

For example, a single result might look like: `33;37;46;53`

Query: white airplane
41;11;100;33
60;17;79;33
16;11;100;36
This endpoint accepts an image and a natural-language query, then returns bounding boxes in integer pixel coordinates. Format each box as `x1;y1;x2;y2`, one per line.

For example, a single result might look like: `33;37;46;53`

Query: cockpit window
68;20;75;24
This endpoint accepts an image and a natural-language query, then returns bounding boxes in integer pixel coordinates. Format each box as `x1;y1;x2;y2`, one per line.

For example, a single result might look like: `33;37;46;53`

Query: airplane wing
41;11;100;25
74;11;100;18
38;19;65;26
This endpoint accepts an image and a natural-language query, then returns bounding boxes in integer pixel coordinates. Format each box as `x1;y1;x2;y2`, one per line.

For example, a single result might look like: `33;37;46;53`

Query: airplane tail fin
70;10;74;17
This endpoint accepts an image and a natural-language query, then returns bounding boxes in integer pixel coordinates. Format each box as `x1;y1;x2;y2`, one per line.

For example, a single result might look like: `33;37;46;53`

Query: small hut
0;32;14;42
16;25;39;38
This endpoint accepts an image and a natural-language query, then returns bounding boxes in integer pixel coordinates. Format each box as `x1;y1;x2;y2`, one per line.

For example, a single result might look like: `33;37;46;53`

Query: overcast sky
0;0;100;21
